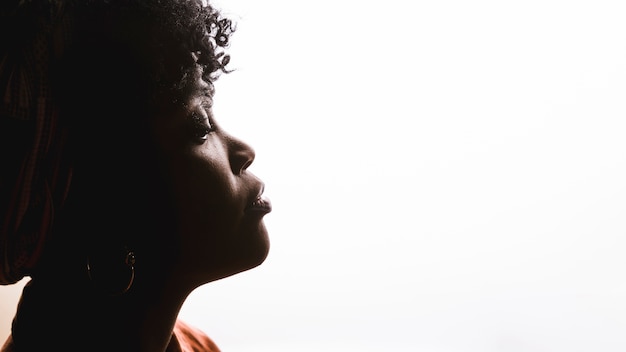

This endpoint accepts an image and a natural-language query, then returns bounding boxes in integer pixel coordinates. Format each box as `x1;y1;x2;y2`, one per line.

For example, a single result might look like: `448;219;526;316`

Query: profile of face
151;68;271;286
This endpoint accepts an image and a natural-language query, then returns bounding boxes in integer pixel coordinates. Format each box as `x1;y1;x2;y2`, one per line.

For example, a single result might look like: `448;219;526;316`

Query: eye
193;123;210;141
190;111;216;143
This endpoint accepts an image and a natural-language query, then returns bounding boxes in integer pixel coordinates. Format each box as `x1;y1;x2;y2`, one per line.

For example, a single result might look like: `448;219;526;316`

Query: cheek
167;147;246;239
168;165;241;271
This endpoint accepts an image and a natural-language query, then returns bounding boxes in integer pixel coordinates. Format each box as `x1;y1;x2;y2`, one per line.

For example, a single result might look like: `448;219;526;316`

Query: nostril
241;158;253;172
231;146;255;175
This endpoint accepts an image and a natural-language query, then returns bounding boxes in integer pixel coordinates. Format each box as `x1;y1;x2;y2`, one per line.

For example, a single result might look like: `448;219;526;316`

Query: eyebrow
199;93;214;109
198;84;215;105
201;84;213;96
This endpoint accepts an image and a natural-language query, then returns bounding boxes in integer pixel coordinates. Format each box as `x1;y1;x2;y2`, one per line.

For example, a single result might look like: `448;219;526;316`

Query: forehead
152;69;213;140
154;65;212;116
179;65;215;108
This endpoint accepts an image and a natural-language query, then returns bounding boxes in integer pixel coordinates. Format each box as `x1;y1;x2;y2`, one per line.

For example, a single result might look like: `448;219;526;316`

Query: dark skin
13;65;271;352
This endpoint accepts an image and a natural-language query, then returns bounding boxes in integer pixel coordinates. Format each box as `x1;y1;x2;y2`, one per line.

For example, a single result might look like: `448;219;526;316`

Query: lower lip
246;196;272;215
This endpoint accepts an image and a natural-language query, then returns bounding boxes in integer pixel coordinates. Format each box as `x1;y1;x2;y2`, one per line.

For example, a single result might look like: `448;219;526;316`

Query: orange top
168;320;221;352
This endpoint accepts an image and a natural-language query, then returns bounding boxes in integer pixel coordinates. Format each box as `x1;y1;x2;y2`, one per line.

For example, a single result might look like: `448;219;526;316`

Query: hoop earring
87;247;136;296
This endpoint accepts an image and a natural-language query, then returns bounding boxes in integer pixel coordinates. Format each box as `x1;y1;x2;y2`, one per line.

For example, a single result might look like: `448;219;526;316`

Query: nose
228;134;255;175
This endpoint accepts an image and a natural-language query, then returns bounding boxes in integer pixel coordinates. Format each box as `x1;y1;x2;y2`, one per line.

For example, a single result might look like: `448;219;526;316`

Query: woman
0;0;271;351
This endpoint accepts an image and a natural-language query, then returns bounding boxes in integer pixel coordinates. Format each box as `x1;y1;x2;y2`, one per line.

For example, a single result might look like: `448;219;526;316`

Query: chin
205;225;270;283
207;254;268;284
239;224;271;270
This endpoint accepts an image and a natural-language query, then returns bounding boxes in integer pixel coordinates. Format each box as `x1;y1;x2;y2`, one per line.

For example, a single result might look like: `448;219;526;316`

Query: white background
4;0;626;351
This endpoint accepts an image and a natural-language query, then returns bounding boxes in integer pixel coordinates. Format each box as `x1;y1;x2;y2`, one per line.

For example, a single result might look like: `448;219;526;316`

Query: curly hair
1;0;235;114
54;0;236;117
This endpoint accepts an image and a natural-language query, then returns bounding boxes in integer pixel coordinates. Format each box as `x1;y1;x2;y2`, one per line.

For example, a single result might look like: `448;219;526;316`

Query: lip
245;185;272;215
247;195;272;214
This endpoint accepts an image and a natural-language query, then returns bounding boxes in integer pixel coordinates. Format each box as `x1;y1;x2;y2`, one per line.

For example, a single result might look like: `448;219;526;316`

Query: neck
12;274;192;352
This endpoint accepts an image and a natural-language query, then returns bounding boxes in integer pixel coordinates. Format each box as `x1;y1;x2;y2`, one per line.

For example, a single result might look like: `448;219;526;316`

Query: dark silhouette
0;1;271;351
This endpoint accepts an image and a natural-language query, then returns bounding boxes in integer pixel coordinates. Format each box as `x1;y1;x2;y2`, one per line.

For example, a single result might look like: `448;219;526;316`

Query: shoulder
171;320;221;352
